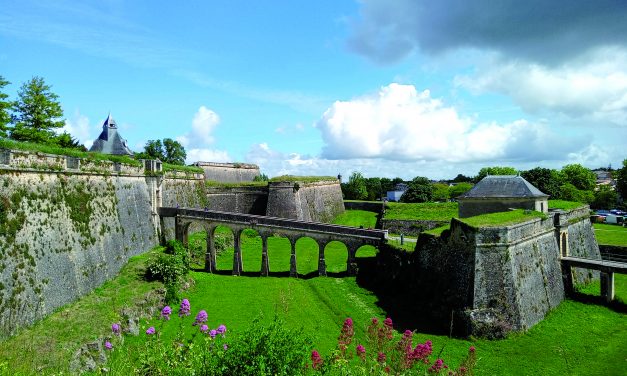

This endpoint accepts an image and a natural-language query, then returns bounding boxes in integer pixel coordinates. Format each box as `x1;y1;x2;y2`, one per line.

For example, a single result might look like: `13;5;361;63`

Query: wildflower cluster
311;316;477;375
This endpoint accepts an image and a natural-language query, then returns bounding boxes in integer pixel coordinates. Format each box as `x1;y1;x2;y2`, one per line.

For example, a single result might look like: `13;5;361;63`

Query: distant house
386;183;409;202
457;175;549;218
89;114;133;155
592;169;615;189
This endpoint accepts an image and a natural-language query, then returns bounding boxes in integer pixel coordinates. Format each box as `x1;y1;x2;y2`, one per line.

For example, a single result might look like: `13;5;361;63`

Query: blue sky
1;0;626;180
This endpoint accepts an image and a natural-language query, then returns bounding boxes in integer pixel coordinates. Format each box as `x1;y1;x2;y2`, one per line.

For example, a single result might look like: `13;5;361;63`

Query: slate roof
89;114;133;155
458;175;548;199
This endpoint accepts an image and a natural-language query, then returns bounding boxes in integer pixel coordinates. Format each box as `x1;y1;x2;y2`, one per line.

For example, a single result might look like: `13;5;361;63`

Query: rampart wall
0;150;160;336
206;186;268;215
266;180;344;223
194;162;259;183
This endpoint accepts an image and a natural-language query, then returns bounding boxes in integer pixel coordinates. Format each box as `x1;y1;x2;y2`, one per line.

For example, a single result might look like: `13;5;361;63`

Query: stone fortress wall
414;207;600;335
194;162;260;183
265;180;345;223
0;150;162;336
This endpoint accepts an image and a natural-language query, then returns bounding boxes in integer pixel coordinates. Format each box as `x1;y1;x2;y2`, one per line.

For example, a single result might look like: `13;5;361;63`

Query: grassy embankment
594;223;627;246
0;209;625;375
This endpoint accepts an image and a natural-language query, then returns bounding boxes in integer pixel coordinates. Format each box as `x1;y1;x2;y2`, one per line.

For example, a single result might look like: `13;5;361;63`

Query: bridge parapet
158;207;387;277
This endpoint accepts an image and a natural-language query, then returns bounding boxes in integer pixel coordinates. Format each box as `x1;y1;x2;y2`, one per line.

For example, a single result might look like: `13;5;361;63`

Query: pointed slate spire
89;113;133;155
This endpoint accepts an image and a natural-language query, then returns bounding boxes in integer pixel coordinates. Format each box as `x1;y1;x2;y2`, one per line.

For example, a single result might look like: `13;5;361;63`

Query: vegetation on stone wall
0;139;141;166
384;202;458;221
461;209;547;228
270;175;338;183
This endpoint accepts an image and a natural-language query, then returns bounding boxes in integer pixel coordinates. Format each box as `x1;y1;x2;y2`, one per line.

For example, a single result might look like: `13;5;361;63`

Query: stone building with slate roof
457;175;549;218
89;114;133;155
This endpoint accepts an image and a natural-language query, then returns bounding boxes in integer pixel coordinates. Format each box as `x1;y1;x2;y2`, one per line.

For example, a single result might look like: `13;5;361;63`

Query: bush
146;240;190;303
220;318;311;375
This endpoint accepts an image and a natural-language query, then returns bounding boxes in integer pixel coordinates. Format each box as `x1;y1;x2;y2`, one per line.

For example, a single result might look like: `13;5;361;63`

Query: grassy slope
594;223;627;246
0;254;161;373
384;202;458;221
1;211;625;374
331;209;378;228
461;209;547;227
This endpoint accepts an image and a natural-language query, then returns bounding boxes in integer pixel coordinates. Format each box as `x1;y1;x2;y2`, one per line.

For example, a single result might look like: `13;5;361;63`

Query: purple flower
311;350;323;370
209;329;217;338
223;344;228;351
193;310;208;326
146;326;156;335
161;306;172;320
104;341;113;350
377;352;387;363
217;324;226;335
383;317;393;329
179;299;191;317
111;323;121;336
200;324;209;333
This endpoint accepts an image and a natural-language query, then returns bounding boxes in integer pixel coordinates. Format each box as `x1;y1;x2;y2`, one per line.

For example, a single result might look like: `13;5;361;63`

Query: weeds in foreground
98;298;475;375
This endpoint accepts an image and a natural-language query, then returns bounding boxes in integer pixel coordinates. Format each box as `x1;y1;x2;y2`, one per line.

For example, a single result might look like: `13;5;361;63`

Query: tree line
342;162;627;210
0;75;83;149
0;75;189;165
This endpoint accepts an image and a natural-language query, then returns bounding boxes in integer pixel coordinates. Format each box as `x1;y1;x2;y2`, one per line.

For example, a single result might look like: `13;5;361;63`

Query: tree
10;76;65;144
163;138;186;165
614;159;627;201
521;167;563;198
136;140;166;161
431;183;450;202
559;183;594;204
0;75;11;138
56;132;87;151
474;166;518;182
591;185;618;210
561;164;596;191
364;177;382;201
452;173;473;183
449;182;473;198
343;172;368;200
400;176;433;203
380;178;394;194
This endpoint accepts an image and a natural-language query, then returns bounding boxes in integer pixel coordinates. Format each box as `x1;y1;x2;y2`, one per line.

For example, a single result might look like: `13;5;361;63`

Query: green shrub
146;240;189;303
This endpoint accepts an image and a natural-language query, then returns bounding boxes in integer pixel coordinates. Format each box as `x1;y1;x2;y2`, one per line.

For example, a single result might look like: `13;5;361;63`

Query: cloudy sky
1;0;625;179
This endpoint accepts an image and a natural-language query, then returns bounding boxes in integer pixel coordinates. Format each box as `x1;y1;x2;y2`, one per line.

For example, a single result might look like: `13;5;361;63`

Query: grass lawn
384;202;458;221
1;211;625;374
548;199;585;210
1;238;625;374
332;209;378;228
461;209;547;228
594;223;627;246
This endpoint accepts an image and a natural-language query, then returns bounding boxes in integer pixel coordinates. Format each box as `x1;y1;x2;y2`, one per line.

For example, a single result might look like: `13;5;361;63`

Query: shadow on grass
567;291;627;314
354;256;454;336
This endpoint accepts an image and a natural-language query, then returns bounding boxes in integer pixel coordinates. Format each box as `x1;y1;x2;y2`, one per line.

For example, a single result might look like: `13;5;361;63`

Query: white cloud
177;106;230;164
456;48;627;125
60;110;100;149
315;83;584;163
186;148;230;163
177;106;220;148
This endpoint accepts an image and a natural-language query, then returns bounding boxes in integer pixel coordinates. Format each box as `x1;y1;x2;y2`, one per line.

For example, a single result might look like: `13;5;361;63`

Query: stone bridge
158;207;387;277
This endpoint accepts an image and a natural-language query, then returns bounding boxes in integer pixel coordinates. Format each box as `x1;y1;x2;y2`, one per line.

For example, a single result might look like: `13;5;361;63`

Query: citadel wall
266;180;344;223
0;150;159;336
194;162;259;183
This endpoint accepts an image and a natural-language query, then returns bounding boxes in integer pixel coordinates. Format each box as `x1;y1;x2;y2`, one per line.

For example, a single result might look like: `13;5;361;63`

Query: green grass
593;223;627;246
162;163;204;173
548;199;586;210
332;210;378;228
0;253;161;374
205;180;269;188
461;209;547;228
0;138;141;166
269;175;337;183
423;224;451;236
384;202;458;221
1;236;625;374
